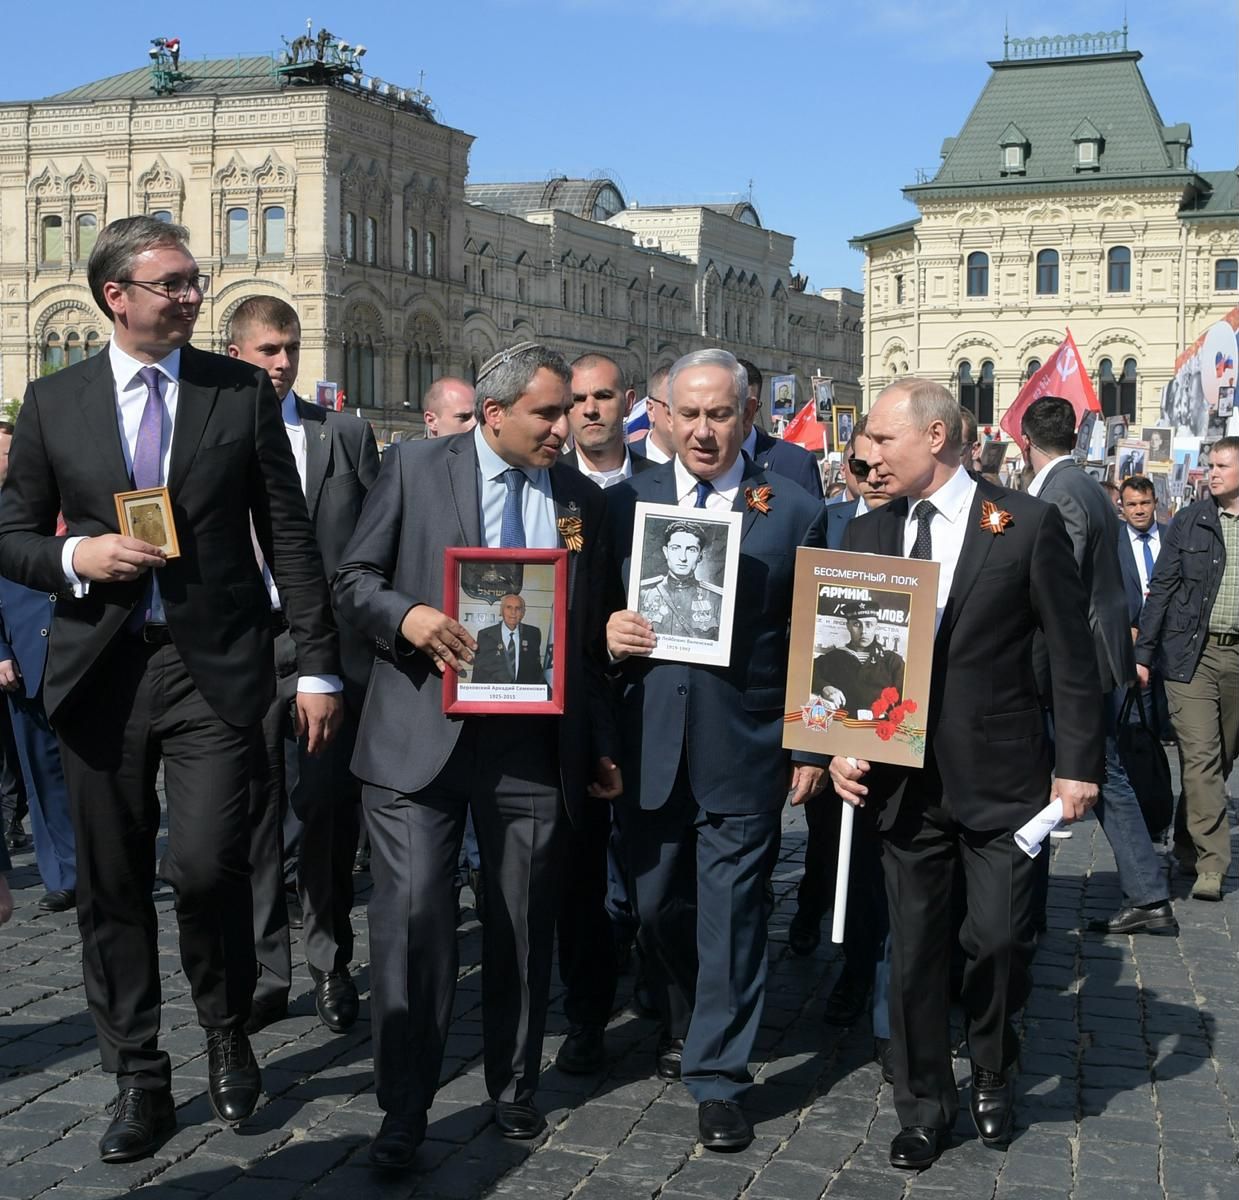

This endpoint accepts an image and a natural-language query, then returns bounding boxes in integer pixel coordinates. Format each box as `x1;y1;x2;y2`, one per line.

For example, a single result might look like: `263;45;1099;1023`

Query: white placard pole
830;801;855;945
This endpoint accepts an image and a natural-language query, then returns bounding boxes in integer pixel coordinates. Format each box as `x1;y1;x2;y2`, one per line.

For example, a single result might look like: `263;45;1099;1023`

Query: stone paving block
550;1104;642;1153
660;1155;756;1197
744;1157;831;1200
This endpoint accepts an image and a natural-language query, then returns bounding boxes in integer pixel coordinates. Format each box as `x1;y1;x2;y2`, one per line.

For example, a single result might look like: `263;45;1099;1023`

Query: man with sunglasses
0;216;340;1162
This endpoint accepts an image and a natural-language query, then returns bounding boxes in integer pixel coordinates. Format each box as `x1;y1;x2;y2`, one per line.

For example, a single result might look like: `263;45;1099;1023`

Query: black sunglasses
848;457;872;478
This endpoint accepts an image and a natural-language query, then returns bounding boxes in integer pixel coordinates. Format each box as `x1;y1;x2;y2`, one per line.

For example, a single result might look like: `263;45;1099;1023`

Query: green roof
1180;169;1239;220
28;55;282;104
848;217;919;249
908;51;1190;195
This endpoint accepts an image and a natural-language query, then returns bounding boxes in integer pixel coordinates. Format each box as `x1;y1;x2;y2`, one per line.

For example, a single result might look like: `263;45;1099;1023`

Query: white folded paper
1014;797;1064;858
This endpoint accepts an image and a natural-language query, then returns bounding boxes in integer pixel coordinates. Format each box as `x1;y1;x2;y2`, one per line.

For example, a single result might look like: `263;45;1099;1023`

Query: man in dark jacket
1136;436;1239;902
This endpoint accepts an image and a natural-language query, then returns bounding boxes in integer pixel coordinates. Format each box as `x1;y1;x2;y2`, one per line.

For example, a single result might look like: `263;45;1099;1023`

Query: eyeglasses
848;457;872;478
116;273;211;300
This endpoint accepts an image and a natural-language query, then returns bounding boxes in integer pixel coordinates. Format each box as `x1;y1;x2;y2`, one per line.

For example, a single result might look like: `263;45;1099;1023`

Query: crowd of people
0;215;1235;1174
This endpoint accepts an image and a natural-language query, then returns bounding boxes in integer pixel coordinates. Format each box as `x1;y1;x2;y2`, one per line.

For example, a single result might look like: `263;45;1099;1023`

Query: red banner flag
780;401;825;452
998;328;1099;442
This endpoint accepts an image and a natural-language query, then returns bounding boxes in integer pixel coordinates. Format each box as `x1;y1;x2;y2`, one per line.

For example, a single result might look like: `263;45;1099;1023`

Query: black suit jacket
560;447;656;478
333;432;615;823
1117;521;1168;626
0;345;338;725
294;397;379;705
752;428;824;500
1033;459;1136;694
842;477;1104;832
472;621;545;684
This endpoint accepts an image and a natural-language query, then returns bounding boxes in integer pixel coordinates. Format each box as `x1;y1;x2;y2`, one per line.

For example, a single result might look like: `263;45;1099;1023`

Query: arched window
150;209;173;223
1035;249;1058;295
226;207;249;256
424;231;436;277
966;252;989;297
41;215;63;264
420;347;435;400
85;331;102;358
958;361;976;412
1216;258;1238;291
66;331;83;366
364;216;377;266
406;226;419;274
978;360;995;424
42;332;63;371
1025;358;1041;380
346;336;361;402
76;214;98;262
344;213;357;261
1097;359;1118;416
407;349;422;408
360;337;375;407
1120;358;1137;420
263;207;286;256
1107;246;1131;293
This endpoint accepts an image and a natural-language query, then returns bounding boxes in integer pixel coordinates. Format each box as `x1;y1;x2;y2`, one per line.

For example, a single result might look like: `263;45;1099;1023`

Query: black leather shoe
698;1100;752;1151
243;998;289;1035
970;1065;1013;1146
890;1125;949;1169
787;910;822;956
310;964;359;1033
369;1112;424;1168
556;1024;606;1074
1088;902;1177;936
38;889;76;913
875;1037;895;1084
468;867;485;922
99;1086;176;1162
284;890;304;930
5;815;28;851
823;969;871;1026
656;1035;684;1081
494;1101;546;1139
206;1029;261;1124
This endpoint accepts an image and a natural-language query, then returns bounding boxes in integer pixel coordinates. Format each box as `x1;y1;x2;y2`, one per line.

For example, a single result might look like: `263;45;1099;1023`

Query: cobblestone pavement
2;788;1237;1200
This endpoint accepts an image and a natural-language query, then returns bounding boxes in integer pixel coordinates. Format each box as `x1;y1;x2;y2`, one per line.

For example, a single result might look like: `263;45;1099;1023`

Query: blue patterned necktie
500;468;526;548
911;500;937;560
1137;531;1155;583
693;480;712;508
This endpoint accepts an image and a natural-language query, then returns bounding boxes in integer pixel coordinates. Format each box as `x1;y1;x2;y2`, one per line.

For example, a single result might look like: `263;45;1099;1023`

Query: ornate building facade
0;42;860;438
850;32;1238;426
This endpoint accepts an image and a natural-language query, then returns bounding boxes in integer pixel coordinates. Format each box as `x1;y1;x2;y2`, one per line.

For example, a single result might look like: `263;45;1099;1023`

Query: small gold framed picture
114;486;180;558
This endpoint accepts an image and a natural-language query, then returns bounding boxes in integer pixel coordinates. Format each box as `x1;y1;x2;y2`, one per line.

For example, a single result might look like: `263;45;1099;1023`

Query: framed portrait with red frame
442;547;568;715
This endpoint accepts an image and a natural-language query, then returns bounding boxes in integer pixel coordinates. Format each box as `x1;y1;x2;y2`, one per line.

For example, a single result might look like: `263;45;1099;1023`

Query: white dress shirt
902;466;978;634
577;449;633;490
474;426;559;549
1127;522;1161;594
1025;453;1075;498
642;437;672;465
672;452;746;511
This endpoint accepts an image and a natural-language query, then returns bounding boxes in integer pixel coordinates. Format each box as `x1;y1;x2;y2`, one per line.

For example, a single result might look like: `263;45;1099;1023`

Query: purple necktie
133;366;165;489
127;366;166;630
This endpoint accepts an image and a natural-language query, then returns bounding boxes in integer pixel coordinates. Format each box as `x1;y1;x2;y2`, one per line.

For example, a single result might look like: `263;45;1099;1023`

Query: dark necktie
693;480;712;508
128;367;166;630
506;630;517;679
500;468;526;548
1137;531;1155;582
910;500;937;560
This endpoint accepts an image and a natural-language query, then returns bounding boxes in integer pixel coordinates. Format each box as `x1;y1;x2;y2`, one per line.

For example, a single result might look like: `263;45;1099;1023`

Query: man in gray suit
1022;397;1174;936
334;342;622;1167
227;297;379;1036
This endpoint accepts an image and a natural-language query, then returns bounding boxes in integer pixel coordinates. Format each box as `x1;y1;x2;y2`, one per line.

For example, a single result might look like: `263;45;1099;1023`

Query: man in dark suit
737;358;825;499
551;352;654;1076
831;378;1103;1169
0;571;77;912
1022;399;1173;937
334;342;621;1167
1116;476;1171;736
628;366;674;464
606;349;829;1152
0;217;340;1162
471;594;546;684
226;297;378;1036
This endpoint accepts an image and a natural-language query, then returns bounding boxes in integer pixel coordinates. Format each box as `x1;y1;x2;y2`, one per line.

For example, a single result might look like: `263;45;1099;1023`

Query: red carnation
875;722;895;741
902;699;918;714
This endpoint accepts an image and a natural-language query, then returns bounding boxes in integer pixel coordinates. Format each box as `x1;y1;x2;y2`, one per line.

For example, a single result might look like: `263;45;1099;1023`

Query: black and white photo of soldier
810;598;907;715
638;518;724;641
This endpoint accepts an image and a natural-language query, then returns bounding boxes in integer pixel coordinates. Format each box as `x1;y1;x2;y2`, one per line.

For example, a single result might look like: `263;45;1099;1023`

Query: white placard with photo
627;502;743;668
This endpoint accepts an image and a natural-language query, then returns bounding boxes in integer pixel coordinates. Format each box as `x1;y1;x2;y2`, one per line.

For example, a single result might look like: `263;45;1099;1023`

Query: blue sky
4;1;1235;290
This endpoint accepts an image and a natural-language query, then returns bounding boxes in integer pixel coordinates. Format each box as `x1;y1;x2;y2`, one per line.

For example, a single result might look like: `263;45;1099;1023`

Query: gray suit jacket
1035;458;1136;695
333;432;614;821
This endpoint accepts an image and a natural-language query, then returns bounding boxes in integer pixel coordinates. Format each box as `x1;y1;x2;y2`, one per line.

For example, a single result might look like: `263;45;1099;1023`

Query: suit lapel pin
980;500;1013;534
319;431;327;441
